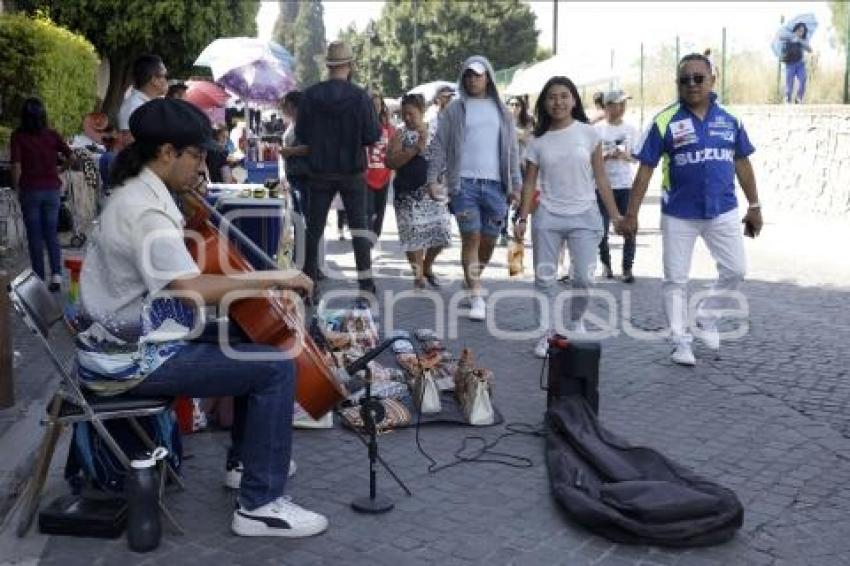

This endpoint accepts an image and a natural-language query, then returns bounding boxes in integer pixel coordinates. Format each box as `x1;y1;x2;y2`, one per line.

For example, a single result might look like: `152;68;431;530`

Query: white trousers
531;205;603;332
661;209;747;342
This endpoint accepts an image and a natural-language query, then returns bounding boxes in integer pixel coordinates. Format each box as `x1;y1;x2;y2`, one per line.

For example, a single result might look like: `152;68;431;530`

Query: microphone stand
345;337;411;513
335;406;412;499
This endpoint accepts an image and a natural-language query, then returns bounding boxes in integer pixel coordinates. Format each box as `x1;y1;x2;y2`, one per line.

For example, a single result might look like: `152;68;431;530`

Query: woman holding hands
514;77;622;358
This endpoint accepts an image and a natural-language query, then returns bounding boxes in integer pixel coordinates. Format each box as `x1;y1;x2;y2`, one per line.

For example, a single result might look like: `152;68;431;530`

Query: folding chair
7;269;184;537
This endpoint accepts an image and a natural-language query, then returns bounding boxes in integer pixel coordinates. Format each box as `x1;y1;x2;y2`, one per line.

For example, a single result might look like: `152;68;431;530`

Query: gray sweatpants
531;205;603;331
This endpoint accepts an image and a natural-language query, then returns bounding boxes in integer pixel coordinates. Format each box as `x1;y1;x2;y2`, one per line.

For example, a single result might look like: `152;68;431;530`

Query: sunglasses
678;74;706;86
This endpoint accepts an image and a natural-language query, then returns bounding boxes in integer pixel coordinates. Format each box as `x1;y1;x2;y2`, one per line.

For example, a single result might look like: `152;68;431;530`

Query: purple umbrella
217;59;296;105
194;38;296;106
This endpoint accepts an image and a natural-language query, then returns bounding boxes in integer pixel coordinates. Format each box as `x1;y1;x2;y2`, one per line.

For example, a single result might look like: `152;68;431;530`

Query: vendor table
204;183;293;270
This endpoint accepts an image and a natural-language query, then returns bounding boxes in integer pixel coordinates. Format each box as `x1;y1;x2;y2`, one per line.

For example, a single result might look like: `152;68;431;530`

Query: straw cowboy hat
325;41;354;67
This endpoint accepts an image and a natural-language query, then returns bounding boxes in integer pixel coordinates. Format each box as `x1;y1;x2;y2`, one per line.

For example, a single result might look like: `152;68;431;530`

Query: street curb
0;400;49;529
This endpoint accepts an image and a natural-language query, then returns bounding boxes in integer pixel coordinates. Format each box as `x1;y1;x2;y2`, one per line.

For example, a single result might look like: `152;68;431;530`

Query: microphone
345;336;406;377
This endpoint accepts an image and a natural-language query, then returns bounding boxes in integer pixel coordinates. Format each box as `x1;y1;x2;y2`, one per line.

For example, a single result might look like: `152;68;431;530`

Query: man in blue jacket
297;41;380;299
620;53;763;366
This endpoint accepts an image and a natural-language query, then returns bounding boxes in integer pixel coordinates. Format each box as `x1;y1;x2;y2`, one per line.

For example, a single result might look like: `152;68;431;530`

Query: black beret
129;98;217;151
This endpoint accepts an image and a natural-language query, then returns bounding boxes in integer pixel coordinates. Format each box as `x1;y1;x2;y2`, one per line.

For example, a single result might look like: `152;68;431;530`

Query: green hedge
0;14;98;142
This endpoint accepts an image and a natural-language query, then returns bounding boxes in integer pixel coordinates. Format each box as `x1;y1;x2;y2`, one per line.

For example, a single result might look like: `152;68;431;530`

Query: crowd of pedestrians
7;39;763;540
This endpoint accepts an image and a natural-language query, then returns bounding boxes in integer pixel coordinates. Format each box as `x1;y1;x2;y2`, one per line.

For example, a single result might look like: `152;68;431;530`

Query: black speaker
545;338;600;414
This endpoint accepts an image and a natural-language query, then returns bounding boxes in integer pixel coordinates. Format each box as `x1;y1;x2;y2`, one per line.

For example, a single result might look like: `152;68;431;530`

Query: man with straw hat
297;41;380;303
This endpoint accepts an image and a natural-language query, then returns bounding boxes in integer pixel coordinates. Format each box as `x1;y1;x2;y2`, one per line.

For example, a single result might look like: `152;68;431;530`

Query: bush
0;14;98;141
0;126;11;150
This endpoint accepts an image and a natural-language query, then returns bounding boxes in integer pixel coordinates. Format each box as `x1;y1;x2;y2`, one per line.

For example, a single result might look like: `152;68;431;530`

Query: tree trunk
101;56;134;126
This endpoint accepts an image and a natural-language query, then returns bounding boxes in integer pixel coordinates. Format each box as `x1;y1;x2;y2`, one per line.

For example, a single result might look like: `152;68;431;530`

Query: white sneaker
670;342;696;366
696;320;720;351
232;496;328;538
225;459;297;490
468;296;486;321
533;335;550;358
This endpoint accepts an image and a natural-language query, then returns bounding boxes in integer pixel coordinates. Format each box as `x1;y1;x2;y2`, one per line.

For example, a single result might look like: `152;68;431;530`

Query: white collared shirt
80;167;199;335
117;88;152;131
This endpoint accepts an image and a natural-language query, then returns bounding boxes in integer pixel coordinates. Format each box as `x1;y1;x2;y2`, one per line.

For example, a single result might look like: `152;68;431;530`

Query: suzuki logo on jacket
673;147;734;167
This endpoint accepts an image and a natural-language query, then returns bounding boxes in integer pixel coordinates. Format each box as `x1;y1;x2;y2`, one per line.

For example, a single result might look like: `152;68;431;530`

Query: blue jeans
128;341;295;511
598;188;636;271
19;189;61;280
450;178;508;238
785;61;807;102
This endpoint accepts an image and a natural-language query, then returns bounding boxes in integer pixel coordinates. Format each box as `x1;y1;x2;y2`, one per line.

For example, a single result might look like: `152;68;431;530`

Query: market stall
205;183;299;269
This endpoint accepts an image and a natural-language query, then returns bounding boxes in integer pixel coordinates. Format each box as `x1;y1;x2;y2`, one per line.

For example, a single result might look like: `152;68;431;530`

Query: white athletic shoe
225;459;297;490
696;320;720;351
232;496;328;538
670;342;696;366
468;296;486;321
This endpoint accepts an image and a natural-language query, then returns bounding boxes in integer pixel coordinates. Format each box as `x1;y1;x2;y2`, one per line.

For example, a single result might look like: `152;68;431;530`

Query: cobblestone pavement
2;202;850;565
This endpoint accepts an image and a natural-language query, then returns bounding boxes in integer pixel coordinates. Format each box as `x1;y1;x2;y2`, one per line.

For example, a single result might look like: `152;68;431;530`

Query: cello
180;185;347;419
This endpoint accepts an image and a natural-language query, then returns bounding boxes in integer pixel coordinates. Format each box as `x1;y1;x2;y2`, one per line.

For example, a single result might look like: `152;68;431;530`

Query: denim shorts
449;178;508;238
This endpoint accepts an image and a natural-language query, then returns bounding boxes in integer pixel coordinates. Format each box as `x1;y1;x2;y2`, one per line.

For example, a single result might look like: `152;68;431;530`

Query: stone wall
735;105;850;218
629;104;850;218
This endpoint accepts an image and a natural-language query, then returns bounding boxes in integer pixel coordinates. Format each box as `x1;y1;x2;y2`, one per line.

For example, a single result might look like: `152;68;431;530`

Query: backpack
544;340;743;546
65;412;182;494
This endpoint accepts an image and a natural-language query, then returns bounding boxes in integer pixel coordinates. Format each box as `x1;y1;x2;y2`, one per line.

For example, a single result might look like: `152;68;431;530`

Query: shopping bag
468;380;495;426
454;348;495;426
508;237;525;276
413;370;442;414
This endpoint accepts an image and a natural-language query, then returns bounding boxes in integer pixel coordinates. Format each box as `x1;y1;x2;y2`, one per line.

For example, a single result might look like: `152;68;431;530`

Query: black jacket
296;79;379;177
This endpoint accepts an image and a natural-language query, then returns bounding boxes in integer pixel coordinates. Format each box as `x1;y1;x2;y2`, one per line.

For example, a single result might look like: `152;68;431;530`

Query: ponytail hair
109;141;160;187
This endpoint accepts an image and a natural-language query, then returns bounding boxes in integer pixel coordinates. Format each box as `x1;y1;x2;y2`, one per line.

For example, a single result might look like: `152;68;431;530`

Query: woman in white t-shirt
514;76;622;358
595;90;639;282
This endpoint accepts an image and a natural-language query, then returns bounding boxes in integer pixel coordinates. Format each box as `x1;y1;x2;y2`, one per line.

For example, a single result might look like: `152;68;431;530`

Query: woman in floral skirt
385;94;451;289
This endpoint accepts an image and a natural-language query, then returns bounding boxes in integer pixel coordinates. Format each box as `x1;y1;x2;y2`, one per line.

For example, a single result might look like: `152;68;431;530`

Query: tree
829;1;849;53
534;46;553;62
17;0;260;120
339;19;397;93
0;14;98;142
272;0;300;55
293;0;326;88
339;0;538;96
